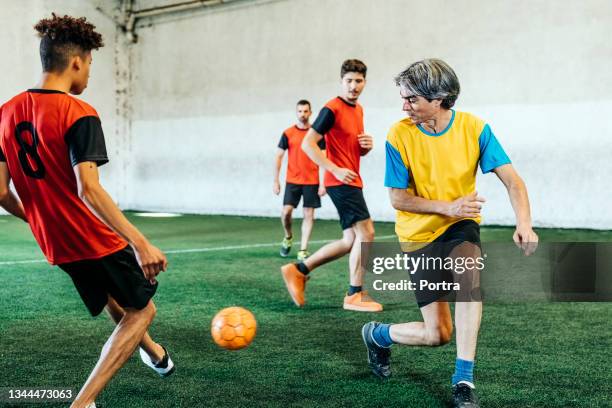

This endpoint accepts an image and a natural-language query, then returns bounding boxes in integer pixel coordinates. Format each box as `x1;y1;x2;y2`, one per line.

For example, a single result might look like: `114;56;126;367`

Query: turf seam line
0;234;397;265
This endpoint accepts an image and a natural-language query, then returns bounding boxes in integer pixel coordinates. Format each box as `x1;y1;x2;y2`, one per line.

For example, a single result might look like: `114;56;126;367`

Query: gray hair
394;59;460;109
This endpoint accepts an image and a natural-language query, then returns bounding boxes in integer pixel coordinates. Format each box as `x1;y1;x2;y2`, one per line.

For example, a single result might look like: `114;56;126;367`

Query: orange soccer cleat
343;291;383;312
281;263;308;307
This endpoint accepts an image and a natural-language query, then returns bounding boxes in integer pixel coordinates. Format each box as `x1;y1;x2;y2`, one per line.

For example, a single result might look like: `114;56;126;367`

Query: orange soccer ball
211;307;257;350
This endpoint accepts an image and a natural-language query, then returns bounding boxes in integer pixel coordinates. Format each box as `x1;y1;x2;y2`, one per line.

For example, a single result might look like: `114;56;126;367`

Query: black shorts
283;183;321;208
407;220;481;308
327;185;371;230
58;245;157;317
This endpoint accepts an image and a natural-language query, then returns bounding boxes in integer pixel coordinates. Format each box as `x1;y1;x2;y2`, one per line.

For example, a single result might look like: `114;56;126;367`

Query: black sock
296;262;310;275
348;285;362;295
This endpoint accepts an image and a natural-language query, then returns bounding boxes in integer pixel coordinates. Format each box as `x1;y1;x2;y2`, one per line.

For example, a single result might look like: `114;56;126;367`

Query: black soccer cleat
361;321;391;379
452;383;480;408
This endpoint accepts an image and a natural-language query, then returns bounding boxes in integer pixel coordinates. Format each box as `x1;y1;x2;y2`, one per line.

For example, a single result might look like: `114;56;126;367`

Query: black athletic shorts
58;245;157;317
283;183;321;208
406;220;482;308
326;185;371;230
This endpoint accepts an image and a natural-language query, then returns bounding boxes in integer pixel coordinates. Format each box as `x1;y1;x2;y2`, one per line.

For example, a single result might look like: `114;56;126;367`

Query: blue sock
348;285;362;295
452;358;474;386
371;323;394;348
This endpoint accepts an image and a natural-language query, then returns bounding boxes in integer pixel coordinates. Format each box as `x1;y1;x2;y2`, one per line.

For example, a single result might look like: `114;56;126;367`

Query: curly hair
34;13;104;72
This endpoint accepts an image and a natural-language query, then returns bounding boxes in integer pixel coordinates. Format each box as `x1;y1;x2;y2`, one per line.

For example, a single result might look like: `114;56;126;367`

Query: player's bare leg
303;228;355;270
454;301;481;361
105;296;164;362
71;301;157;408
389;301;453;345
444;241;482;407
300;207;315;251
280;205;294;257
283;225;378;308
362;301;452;379
348;218;375;286
281;229;354;306
343;219;381;311
450;242;483;361
281;205;293;238
386;242;479;345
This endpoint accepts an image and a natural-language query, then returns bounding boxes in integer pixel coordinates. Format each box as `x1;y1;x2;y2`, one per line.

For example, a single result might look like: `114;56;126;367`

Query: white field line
0;234;397;266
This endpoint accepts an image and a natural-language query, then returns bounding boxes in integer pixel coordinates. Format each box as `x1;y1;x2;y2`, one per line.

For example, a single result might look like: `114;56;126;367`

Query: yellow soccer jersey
385;110;511;242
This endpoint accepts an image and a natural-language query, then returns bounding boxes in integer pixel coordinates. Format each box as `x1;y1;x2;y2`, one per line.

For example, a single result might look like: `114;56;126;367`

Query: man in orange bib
273;100;326;261
280;60;382;313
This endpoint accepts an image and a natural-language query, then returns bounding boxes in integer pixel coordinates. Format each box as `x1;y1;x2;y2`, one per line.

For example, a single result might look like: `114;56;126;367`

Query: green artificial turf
0;214;611;407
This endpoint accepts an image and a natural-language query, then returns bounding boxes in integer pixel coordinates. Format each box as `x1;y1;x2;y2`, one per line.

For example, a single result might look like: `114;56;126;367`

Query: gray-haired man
362;59;538;408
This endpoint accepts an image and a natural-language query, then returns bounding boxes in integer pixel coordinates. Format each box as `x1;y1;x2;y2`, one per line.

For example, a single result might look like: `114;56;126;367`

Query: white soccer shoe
139;345;176;378
86;403;96;408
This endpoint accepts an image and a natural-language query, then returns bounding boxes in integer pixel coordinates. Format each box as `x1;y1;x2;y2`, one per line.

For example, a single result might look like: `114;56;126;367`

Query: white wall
0;0;128;214
2;0;611;230
126;0;612;229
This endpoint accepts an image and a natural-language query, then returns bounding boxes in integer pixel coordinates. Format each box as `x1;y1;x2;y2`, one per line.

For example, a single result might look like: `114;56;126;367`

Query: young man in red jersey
273;100;326;260
0;14;173;408
280;59;382;312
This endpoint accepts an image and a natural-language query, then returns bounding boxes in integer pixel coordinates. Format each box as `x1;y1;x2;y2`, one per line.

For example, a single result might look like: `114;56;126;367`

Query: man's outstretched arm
493;164;538;251
74;161;167;281
0;162;27;222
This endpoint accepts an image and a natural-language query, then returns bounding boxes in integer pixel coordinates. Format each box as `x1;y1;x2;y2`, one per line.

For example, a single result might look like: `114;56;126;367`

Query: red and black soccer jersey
277;125;325;185
0;89;127;265
312;97;364;188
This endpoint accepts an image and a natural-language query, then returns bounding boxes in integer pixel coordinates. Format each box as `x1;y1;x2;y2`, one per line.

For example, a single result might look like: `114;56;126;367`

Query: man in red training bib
280;59;382;313
273;99;326;261
0;14;174;408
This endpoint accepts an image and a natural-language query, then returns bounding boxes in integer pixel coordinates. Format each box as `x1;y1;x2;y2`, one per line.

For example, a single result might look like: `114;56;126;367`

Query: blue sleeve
479;124;511;173
384;141;410;188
